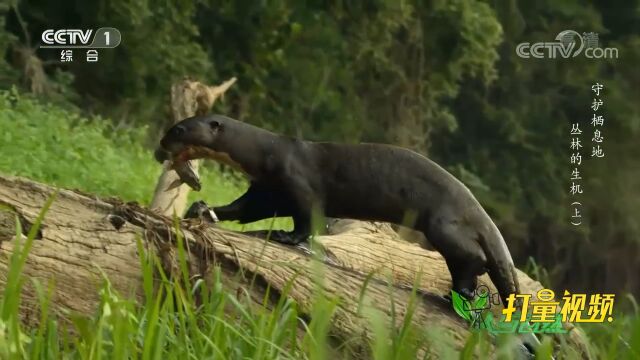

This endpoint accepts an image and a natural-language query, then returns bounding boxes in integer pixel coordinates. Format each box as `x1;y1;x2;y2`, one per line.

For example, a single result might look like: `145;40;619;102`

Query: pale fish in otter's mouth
166;160;201;191
164;146;210;192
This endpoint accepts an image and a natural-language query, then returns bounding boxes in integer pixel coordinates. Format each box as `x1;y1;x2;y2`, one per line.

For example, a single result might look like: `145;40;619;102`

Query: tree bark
0;174;590;358
150;77;237;216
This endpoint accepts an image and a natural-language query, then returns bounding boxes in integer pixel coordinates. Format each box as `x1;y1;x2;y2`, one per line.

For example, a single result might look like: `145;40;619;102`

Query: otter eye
210;120;221;129
170;125;186;137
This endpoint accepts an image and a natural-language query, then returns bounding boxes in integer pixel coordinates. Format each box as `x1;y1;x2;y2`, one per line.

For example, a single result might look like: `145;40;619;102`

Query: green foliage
434;0;640;295
3;0;212;123
2;0;505;148
0;1;18;86
195;0;503;149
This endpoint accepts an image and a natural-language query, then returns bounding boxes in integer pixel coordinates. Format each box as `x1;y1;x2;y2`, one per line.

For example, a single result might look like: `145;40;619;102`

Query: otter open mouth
161;145;246;192
171;145;219;163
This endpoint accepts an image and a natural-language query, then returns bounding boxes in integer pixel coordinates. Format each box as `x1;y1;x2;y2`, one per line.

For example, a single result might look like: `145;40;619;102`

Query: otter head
155;115;249;180
154;115;224;163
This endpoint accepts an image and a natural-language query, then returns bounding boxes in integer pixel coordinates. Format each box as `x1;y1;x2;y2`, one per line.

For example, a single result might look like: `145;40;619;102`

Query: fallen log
0;174;589;358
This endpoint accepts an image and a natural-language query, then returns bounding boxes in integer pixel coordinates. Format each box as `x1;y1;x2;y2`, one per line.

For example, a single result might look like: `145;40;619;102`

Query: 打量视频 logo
452;286;615;335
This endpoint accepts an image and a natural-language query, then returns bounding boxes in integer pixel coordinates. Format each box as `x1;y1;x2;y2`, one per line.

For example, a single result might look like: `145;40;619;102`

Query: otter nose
154;148;170;163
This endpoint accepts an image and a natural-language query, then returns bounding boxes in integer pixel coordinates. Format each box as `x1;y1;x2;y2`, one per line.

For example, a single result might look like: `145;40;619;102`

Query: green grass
0;199;305;359
0;200;450;359
0;88;291;232
1;90;640;358
1;202;639;359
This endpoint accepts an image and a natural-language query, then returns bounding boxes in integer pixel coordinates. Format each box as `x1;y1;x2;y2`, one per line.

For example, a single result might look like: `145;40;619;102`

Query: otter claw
184;200;218;223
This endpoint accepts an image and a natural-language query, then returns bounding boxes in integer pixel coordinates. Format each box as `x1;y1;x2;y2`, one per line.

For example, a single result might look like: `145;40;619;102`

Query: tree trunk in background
149;77;237;216
0;175;591;358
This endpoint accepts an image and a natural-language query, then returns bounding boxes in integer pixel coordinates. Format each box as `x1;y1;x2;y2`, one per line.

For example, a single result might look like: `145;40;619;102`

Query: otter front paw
184;200;218;223
242;230;310;245
270;231;311;246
